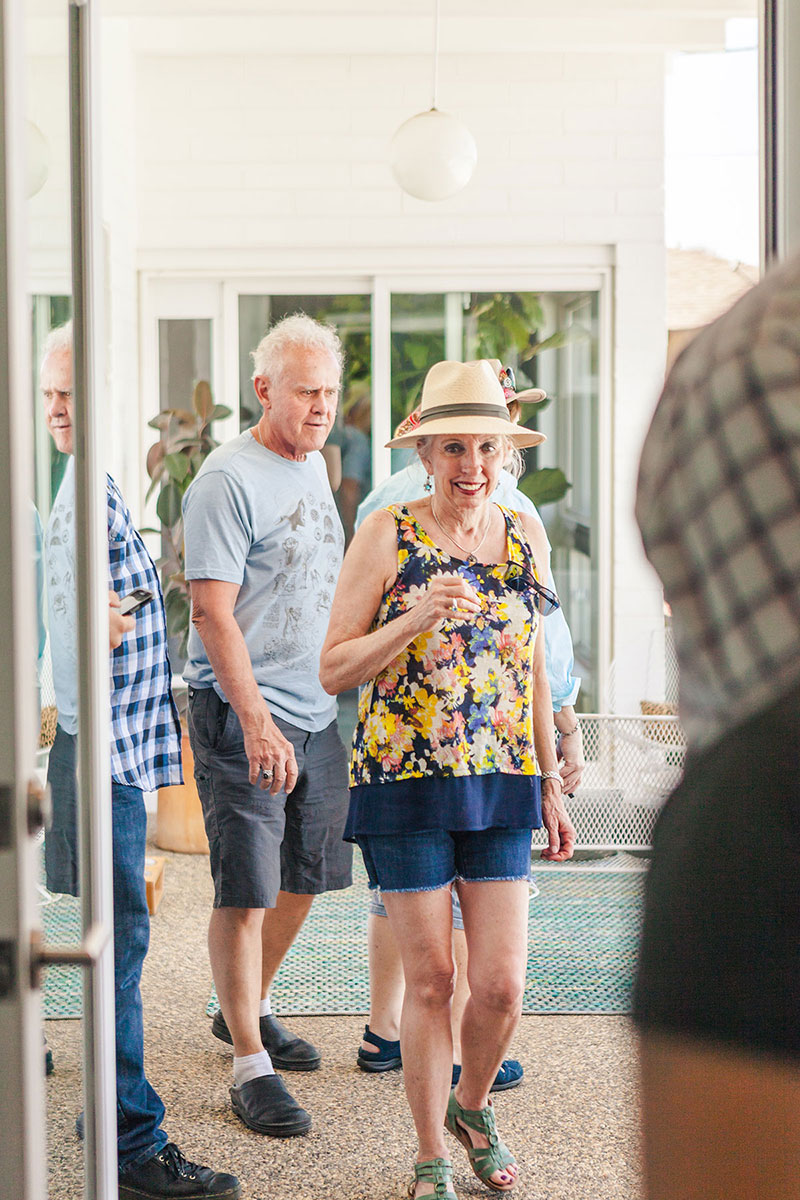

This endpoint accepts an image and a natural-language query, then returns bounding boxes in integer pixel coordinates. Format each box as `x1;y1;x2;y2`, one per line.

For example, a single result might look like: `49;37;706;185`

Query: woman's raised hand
407;572;482;634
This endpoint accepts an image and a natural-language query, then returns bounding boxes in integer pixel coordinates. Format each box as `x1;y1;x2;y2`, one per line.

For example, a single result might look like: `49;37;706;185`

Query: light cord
431;0;440;110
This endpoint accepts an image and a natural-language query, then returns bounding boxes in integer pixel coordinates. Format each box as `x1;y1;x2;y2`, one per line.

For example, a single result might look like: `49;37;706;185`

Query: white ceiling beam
28;4;755;58
124;15;734;56
99;0;755;15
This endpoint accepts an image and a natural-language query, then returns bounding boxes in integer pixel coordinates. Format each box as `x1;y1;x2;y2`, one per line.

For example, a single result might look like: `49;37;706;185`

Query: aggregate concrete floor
45;841;644;1200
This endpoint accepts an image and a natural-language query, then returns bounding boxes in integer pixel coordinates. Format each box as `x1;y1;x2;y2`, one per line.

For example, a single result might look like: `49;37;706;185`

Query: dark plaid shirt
107;475;183;790
636;251;800;753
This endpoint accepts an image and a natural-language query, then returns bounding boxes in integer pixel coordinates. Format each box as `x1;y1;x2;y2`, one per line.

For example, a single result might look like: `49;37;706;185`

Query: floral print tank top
350;504;542;790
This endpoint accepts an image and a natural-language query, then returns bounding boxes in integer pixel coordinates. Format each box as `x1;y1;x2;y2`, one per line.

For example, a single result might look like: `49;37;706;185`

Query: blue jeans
47;727;168;1169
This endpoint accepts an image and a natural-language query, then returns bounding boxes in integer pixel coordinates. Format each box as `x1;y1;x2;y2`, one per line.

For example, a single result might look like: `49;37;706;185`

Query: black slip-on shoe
118;1142;241;1199
229;1073;312;1137
212;1009;321;1071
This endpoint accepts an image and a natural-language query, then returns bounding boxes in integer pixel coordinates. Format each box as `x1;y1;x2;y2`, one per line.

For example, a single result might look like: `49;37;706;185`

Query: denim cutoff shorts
357;827;532;894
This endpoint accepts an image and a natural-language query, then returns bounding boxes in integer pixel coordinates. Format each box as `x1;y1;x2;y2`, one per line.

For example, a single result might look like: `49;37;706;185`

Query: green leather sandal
407;1157;458;1200
444;1090;517;1192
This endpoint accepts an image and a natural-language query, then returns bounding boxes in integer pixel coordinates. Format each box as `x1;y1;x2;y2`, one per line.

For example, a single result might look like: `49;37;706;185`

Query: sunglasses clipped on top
454;560;561;617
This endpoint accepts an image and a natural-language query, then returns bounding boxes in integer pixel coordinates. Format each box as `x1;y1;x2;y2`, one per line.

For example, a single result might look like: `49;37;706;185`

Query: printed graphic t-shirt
183;431;344;732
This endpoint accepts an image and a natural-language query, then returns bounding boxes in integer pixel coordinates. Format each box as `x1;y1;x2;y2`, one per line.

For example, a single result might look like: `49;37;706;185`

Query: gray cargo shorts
187;685;353;909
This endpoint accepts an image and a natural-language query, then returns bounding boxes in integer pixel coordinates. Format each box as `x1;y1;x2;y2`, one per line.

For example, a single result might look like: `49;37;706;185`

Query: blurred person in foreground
353;362;584;1092
320;359;575;1199
634;253;800;1200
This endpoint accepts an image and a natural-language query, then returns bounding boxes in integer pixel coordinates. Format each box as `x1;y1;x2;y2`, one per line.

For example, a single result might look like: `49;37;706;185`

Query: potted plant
145;380;232;853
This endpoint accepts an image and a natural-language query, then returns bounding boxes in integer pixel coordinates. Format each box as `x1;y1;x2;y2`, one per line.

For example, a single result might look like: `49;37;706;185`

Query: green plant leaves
156;480;183;527
520;324;590;362
146;384;231;647
517;467;571;507
164;452;191;484
164;586;190;650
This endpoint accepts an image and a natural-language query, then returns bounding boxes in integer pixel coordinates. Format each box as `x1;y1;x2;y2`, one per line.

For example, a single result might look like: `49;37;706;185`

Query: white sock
233;1050;274;1087
259;994;273;1017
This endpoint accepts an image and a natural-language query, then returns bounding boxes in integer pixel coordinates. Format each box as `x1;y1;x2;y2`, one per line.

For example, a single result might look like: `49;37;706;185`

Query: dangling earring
423;474;432;493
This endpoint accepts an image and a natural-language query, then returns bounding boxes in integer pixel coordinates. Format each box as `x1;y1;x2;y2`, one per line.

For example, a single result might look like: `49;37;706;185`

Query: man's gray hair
41;320;73;364
250;313;344;383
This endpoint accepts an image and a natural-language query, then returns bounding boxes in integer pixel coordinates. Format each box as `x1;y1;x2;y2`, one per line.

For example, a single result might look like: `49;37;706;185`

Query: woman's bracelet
540;770;563;788
556;723;579;740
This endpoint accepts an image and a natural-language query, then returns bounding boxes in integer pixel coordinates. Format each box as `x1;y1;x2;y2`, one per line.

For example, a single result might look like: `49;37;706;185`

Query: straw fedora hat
386;360;546;449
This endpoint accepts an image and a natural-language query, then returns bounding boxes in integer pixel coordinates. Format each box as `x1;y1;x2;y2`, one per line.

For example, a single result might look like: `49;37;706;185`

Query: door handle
29;922;111;990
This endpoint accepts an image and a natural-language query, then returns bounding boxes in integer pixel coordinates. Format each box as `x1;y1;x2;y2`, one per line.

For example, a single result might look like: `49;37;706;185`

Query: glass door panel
24;0;117;1196
387;287;601;708
389;292;446;472
551;293;599;711
25;6;87;1199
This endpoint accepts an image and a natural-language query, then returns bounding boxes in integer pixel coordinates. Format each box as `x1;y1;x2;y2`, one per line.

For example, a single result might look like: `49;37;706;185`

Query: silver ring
262;768;273;780
451;599;458;612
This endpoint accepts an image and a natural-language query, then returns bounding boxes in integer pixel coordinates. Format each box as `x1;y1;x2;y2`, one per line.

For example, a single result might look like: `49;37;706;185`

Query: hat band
417;402;511;426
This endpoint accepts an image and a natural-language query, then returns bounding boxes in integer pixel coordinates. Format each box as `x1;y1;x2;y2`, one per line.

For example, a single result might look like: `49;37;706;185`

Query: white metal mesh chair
532;714;685;855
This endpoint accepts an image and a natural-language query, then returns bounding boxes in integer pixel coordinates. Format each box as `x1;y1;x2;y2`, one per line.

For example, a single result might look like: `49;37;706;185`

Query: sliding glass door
1;1;117;1197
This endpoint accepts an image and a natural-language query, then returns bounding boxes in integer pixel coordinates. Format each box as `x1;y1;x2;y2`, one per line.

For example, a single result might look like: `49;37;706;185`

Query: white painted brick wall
28;33;677;712
129;45;671;709
134;50;668;255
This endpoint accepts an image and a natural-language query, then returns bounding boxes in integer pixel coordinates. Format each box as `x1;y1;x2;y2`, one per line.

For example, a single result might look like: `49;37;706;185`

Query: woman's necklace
430;501;491;564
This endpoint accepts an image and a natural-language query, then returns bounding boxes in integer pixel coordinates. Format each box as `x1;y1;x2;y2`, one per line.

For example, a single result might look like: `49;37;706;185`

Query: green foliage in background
144;380;232;656
517;467;571;507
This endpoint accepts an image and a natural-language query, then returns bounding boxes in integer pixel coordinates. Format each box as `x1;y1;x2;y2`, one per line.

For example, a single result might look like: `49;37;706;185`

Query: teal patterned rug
207;853;646;1017
40;889;83;1020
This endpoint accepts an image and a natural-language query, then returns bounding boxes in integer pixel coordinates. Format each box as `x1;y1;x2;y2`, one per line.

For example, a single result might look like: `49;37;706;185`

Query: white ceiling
29;0;757;57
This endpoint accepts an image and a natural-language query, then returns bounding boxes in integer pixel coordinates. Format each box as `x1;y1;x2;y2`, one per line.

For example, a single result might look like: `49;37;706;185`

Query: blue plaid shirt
46;462;182;791
107;476;182;789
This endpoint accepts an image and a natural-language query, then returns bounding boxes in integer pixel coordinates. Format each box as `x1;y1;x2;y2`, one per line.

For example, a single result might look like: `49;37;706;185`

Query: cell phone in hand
118;588;154;616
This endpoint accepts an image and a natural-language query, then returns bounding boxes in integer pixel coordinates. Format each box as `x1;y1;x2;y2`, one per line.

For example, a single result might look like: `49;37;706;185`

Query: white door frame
761;0;800;264
69;1;119;1194
0;0;47;1194
0;0;118;1196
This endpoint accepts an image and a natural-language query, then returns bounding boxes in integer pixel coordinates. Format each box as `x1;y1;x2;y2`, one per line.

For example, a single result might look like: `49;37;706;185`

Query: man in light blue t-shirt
183;315;353;1138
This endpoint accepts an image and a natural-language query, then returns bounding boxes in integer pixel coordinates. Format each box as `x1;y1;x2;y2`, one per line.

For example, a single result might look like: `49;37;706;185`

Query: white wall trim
136;243;617;278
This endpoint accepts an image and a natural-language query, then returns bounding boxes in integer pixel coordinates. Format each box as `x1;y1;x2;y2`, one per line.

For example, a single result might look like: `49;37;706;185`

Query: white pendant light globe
391;107;477;202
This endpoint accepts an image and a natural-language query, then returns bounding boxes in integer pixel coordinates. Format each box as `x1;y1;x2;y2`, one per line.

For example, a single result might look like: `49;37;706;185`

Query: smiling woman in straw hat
320;360;575;1200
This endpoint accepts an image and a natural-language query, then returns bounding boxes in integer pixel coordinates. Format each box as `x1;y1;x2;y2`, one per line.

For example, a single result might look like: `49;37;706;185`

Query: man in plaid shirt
633;254;800;1200
41;324;240;1200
